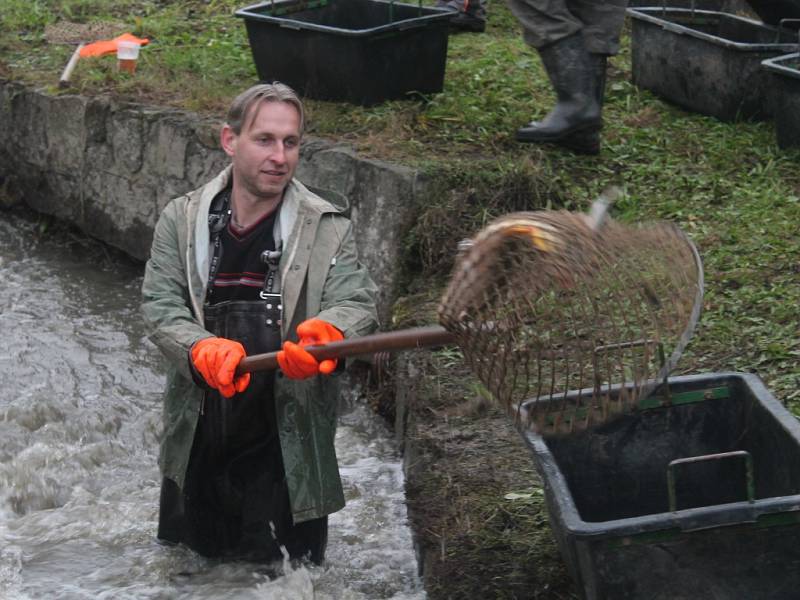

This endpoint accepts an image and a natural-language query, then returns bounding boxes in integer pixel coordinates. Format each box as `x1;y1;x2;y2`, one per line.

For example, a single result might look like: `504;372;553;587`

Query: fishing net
437;207;703;435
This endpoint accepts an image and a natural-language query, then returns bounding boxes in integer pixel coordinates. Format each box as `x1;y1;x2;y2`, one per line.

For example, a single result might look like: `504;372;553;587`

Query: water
0;213;424;600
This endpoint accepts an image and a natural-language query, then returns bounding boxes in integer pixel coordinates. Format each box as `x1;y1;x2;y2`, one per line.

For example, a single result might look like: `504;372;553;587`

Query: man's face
222;100;301;202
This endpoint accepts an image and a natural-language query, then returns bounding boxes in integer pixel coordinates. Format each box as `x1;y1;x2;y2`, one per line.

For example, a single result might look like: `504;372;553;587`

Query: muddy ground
371;336;580;599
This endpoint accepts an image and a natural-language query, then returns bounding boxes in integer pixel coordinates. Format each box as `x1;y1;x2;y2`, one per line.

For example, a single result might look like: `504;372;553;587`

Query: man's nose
269;142;287;165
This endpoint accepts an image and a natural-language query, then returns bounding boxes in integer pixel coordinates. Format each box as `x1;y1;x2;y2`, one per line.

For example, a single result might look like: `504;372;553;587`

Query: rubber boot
435;0;487;32
516;33;602;146
559;54;608;155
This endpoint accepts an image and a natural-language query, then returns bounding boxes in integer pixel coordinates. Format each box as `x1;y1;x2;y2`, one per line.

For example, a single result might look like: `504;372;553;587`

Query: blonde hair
226;82;305;135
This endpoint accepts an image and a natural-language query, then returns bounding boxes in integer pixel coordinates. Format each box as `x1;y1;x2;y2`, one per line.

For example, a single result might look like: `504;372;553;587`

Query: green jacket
141;165;379;523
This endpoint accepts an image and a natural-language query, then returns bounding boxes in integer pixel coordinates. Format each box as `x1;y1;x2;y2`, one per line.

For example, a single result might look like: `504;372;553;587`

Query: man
141;83;379;564
508;0;628;154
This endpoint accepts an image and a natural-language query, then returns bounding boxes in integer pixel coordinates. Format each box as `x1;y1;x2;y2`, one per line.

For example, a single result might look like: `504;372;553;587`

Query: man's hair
226;82;305;136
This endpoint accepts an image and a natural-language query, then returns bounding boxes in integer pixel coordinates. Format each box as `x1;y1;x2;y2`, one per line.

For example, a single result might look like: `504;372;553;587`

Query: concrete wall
0;80;424;325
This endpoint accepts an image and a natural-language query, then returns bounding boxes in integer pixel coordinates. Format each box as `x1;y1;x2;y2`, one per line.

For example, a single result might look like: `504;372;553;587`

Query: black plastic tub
235;0;451;105
746;0;800;26
520;373;800;600
629;0;800;22
628;7;799;120
762;52;800;149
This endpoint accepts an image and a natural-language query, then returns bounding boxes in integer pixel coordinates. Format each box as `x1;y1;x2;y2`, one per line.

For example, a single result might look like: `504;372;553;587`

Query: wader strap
206;188;232;298
259;248;283;328
204;188;284;329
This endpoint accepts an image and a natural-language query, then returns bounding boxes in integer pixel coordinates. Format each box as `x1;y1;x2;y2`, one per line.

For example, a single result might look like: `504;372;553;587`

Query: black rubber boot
435;0;487;33
559;54;608;155
516;33;602;146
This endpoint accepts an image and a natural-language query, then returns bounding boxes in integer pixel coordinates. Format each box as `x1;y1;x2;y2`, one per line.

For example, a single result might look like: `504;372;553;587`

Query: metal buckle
259;291;282;305
261;292;283;327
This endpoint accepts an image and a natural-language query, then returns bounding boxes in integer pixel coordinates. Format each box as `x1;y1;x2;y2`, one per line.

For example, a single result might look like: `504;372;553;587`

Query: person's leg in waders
157;297;328;565
506;0;627;154
158;374;328;565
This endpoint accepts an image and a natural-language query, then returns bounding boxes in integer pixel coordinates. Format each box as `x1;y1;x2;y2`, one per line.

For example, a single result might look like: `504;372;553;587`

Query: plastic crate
762;52;800;149
235;0;451;105
628;7;798;120
520;373;800;600
746;0;800;26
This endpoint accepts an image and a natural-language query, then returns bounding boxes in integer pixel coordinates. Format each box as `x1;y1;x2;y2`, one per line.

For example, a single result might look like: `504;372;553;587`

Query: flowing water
0;212;424;600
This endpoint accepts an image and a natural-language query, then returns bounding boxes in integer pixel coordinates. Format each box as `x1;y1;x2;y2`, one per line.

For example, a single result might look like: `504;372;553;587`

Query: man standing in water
141;83;378;564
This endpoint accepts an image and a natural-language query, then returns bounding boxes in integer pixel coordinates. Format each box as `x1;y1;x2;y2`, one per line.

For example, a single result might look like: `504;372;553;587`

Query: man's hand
277;318;344;379
191;337;251;398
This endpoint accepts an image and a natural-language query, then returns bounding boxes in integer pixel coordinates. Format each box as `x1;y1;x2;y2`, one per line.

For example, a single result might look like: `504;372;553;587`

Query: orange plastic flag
79;33;150;58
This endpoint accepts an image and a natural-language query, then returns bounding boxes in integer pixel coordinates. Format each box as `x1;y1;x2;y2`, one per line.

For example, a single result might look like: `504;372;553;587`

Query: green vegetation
0;0;254;112
2;1;799;597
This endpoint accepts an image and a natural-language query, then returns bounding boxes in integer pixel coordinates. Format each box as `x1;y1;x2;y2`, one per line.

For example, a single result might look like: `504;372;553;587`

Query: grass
0;0;255;112
2;1;800;597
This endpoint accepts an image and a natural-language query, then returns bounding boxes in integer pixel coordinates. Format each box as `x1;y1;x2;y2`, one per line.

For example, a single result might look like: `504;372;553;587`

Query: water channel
0;212;424;600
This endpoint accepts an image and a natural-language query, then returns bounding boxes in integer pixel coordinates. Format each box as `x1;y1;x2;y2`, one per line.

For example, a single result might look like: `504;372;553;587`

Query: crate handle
774;18;800;47
667;450;755;512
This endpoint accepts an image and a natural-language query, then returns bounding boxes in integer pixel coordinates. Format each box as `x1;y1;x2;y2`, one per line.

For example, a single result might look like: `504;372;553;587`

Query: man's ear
220;124;237;158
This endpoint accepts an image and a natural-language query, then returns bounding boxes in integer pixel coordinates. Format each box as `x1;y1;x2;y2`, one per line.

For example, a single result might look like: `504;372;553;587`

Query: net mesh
437;210;703;435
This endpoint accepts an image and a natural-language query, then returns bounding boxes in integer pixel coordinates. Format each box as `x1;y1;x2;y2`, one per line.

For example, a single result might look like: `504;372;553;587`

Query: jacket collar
191;165;342;289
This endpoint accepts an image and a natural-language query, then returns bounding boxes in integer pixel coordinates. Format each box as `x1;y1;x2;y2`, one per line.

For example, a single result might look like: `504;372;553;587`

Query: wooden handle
59;44;84;88
236;325;455;375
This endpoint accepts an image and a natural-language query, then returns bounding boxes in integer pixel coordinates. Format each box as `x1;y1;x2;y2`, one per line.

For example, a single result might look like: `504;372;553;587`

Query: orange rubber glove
191;337;251;398
79;33;150;58
276;318;344;379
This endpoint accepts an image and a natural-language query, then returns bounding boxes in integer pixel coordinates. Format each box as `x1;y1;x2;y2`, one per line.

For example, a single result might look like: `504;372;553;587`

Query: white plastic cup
117;41;141;74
